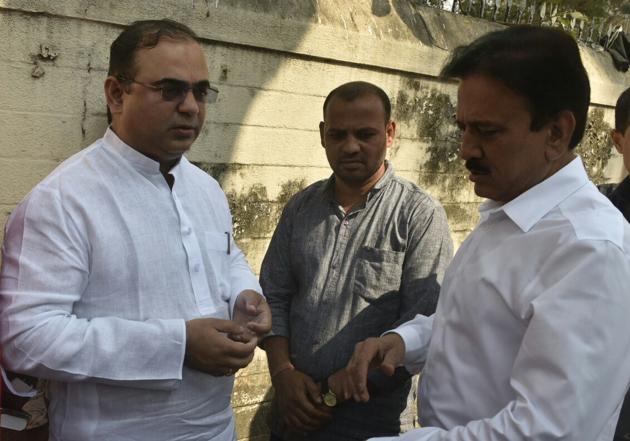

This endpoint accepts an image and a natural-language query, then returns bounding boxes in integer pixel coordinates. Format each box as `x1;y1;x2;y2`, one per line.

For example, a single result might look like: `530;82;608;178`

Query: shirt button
182;226;192;236
343;220;349;226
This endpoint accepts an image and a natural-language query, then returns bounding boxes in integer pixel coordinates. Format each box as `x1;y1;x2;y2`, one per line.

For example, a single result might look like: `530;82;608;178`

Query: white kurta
374;157;630;441
1;128;261;441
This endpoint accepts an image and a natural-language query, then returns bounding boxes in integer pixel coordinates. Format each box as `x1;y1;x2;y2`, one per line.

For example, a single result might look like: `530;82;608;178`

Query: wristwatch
321;377;337;407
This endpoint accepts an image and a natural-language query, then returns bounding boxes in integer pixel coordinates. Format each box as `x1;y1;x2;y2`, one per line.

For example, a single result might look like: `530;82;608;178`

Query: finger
227;330;256;343
237;290;263;309
340;377;352;401
284;407;319;433
244;300;259;314
380;334;404;376
380;349;398;376
293;406;330;430
348;341;377;402
286;416;321;437
283;414;304;433
247;314;271;334
293;387;332;422
304;377;323;406
311;403;333;420
221;345;256;369
215;337;257;364
205;361;241;377
206;317;247;336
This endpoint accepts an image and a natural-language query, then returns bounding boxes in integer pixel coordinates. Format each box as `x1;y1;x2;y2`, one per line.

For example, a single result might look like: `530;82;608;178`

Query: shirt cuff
384;314;433;374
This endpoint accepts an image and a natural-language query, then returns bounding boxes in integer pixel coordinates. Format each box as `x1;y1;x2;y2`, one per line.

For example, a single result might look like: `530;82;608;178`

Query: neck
110;124;181;179
334;163;386;212
544;151;576;182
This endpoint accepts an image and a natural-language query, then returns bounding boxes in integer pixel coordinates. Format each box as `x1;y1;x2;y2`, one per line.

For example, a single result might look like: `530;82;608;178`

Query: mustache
339;156;363;163
465;159;489;174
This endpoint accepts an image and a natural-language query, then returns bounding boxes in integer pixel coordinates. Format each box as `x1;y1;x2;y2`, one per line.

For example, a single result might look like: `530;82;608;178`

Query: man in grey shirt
260;81;453;441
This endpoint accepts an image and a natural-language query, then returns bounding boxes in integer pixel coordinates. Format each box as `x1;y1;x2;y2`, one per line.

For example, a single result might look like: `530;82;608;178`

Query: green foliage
392;82;469;194
576;108;614;184
456;0;626;22
536;0;625;18
226;184;273;240
277;179;307;205
412;0;446;7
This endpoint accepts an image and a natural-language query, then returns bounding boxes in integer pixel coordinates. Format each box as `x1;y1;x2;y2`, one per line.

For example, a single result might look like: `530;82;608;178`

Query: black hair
322;81;392;124
615;87;630;133
440;25;590;149
107;19;198;123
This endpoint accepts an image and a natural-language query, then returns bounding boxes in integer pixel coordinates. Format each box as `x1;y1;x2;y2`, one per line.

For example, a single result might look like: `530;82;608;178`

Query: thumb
244;301;259;314
305;378;323;405
379;347;399;376
206;317;246;336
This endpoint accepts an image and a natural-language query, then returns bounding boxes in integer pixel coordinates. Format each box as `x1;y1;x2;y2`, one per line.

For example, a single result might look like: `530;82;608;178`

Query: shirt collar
319;160;394;200
102;127;183;179
479;156;589;232
370;160;394;196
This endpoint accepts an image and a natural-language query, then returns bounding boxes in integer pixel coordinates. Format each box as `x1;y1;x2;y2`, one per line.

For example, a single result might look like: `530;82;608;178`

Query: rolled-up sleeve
259;201;296;338
394;198;453;327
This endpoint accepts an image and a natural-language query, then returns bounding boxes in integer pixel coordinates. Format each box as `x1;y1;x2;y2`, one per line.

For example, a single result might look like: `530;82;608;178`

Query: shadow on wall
3;1;615;439
0;1;317;440
372;0;435;45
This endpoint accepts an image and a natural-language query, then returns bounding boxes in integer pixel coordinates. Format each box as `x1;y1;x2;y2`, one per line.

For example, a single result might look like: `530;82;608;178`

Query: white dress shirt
372;157;630;441
1;128;262;441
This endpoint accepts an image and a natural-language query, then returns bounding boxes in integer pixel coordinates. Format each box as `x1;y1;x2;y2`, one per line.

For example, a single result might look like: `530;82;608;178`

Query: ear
104;76;126;118
319;121;326;148
386;120;396;148
611;129;624;155
545;110;575;162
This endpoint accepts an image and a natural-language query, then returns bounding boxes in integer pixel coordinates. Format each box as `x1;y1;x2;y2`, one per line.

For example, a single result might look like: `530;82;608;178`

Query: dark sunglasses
118;76;219;104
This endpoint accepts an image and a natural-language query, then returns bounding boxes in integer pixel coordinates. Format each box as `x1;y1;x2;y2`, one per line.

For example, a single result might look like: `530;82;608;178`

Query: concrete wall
1;1;629;439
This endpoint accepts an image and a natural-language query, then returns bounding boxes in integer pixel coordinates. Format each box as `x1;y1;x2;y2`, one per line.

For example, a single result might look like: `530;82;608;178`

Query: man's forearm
261;335;295;380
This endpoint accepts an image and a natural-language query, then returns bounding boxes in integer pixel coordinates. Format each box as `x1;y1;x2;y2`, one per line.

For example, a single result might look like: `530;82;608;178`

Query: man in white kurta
341;25;630;441
1;19;268;441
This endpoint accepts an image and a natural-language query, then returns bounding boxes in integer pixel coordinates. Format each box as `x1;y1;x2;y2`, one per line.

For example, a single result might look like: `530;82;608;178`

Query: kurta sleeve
372;239;630;441
259;198;297;339
1;187;186;390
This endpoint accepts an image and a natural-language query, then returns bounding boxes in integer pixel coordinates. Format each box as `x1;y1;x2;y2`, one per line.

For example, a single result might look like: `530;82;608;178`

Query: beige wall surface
1;1;629;439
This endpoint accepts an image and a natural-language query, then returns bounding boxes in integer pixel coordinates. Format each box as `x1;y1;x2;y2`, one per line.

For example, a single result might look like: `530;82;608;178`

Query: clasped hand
273;333;406;434
272;368;332;434
185;290;271;377
328;333;406;403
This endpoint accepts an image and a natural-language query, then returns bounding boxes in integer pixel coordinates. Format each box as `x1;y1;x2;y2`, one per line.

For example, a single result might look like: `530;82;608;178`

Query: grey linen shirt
261;163;453;441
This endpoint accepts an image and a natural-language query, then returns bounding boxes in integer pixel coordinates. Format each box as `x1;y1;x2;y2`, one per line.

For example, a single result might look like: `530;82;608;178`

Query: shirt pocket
204;231;231;302
353;246;405;303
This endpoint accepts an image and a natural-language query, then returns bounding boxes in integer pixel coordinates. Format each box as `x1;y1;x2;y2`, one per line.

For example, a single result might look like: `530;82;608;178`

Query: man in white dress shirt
0;19;270;441
336;25;630;441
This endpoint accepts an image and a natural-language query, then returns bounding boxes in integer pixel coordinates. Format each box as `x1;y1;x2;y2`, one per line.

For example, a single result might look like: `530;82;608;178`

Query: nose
459;129;482;161
341;134;361;154
177;89;201;115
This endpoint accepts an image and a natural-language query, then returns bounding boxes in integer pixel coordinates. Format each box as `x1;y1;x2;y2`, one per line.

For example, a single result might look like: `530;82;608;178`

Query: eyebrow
455;119;502;128
152;78;211;87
